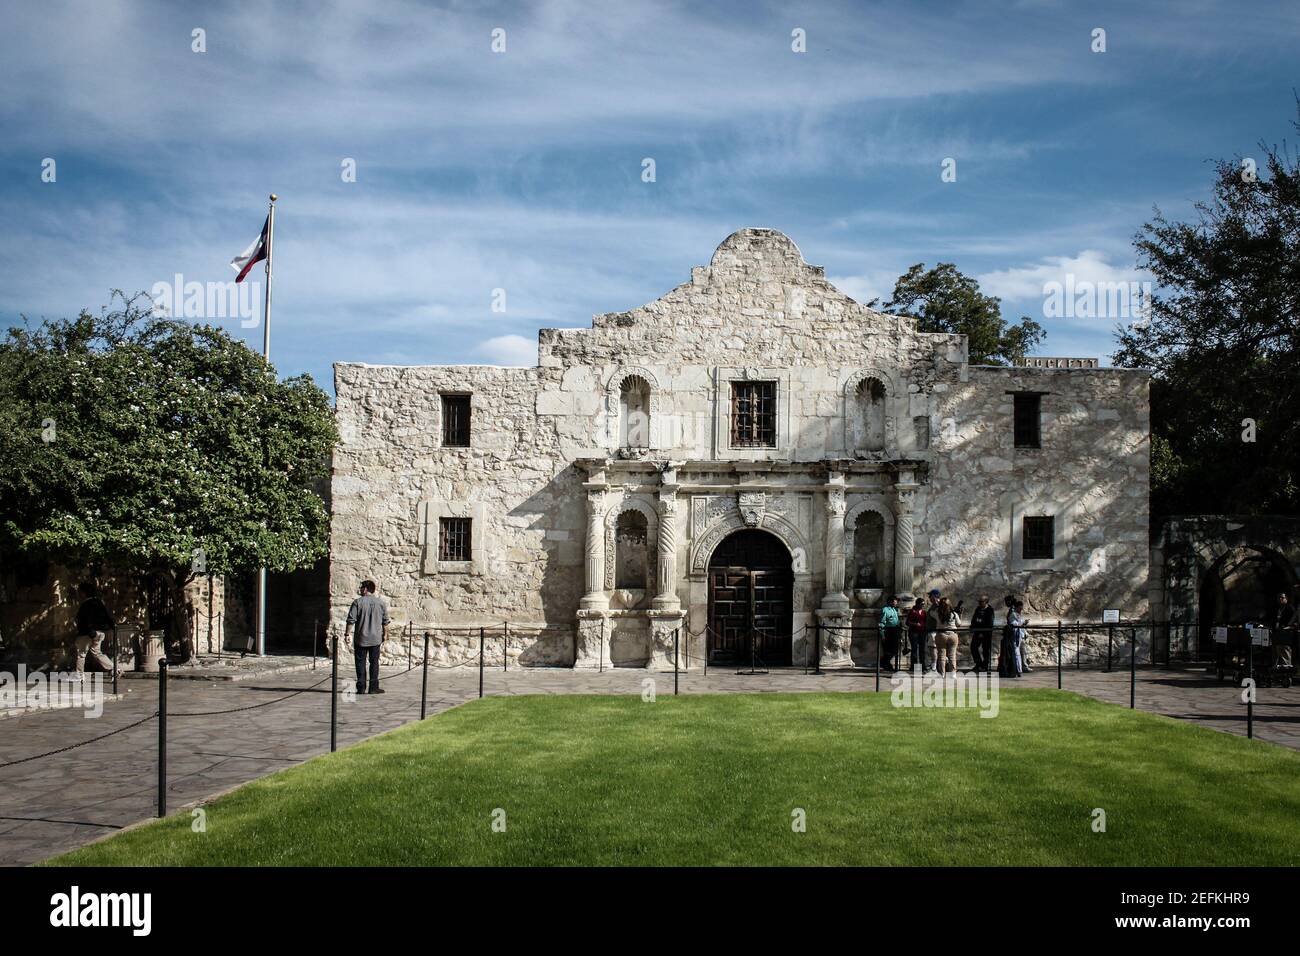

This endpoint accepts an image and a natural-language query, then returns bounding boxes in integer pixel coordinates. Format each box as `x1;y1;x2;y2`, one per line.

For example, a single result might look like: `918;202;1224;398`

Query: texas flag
230;215;270;283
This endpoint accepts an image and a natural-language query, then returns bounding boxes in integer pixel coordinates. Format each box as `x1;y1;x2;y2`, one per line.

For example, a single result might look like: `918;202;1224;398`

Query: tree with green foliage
1113;110;1300;516
879;262;1045;365
0;292;338;648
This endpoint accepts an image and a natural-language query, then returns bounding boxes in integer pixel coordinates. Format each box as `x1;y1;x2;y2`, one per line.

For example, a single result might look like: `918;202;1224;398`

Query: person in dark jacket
970;595;994;674
72;583;115;679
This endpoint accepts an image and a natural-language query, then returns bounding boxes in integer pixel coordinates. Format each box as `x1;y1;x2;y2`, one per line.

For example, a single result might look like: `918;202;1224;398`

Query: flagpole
255;193;276;657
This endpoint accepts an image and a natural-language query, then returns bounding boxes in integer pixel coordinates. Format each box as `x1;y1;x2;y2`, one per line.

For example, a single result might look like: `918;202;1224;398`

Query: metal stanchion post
874;627;881;692
478;627;485;699
674;628;679;696
330;630;338;752
503;621;508;672
408;621;412;671
1129;626;1136;709
1057;620;1063;690
111;630;118;697
814;622;822;675
157;659;168;817
1246;637;1254;739
420;631;430;721
313;618;319;670
1106;624;1114;672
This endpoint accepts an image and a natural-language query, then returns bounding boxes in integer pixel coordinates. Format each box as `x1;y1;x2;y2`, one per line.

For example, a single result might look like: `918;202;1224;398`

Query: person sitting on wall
1270;591;1297;671
72;583;115;682
905;598;927;673
970;595;995;674
345;580;390;695
878;595;902;671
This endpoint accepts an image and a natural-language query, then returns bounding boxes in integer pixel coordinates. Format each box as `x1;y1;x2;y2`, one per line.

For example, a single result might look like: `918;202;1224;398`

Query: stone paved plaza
1;661;1295;866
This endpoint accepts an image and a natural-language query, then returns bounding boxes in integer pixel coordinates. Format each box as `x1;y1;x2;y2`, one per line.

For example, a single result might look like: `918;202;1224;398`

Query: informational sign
1252;627;1271;647
1212;626;1228;643
1102;609;1120;624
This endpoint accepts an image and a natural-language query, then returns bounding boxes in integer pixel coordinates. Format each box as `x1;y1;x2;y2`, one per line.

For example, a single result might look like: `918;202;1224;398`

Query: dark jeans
354;643;381;691
881;626;901;670
908;631;926;671
971;631;993;672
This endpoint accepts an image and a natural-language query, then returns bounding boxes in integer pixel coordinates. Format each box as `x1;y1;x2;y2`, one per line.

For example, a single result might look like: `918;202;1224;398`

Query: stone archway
706;529;793;666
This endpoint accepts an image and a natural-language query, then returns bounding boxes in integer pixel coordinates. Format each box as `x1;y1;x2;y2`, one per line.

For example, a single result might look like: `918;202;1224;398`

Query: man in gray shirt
345;580;389;694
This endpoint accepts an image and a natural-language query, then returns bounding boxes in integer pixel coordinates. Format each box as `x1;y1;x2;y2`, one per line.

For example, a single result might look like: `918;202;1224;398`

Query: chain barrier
0;711;158;770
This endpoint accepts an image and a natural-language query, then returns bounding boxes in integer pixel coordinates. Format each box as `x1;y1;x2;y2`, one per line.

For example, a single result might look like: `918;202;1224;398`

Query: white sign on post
1102;609;1120;624
1252;627;1271;647
1212;626;1228;643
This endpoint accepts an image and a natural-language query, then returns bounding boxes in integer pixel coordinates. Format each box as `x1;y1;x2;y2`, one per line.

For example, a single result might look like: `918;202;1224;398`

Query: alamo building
330;229;1150;669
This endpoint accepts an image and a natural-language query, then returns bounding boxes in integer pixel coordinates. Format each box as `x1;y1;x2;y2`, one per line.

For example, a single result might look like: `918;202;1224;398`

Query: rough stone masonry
330;229;1150;670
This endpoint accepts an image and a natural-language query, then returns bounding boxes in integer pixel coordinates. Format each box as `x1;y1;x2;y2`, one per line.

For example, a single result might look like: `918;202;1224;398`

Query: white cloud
977;250;1149;303
475;334;537;367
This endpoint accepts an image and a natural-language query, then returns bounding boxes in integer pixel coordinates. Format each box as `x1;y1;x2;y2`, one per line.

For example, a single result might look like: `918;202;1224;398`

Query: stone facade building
330;229;1150;668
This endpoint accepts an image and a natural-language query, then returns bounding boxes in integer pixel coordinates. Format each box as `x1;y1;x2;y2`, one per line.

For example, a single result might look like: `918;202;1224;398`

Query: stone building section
330;228;1150;668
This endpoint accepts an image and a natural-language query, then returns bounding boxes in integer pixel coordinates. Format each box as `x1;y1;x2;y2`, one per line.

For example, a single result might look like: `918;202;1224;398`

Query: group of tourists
876;590;1034;677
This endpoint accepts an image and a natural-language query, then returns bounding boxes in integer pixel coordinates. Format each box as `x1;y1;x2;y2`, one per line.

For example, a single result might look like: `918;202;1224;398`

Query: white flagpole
255;193;276;657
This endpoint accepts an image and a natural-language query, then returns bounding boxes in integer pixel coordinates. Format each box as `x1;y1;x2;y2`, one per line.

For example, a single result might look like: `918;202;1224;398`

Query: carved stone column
575;482;610;669
580;486;610;611
821;473;850;612
652;470;681;611
818;470;854;668
893;483;918;602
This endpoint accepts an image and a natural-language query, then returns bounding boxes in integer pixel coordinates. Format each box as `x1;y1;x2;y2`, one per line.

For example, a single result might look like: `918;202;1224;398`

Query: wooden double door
707;530;793;666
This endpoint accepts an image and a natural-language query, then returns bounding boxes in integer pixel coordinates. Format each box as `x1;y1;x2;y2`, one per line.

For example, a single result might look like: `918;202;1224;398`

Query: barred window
730;381;777;447
1022;515;1054;560
441;394;471;447
438;517;472;562
1013;393;1041;448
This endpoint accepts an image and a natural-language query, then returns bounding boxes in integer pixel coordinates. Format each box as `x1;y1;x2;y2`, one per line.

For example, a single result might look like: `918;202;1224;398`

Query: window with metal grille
441;393;471;447
1013;392;1041;448
438;517;471;562
1022;515;1054;560
730;380;777;447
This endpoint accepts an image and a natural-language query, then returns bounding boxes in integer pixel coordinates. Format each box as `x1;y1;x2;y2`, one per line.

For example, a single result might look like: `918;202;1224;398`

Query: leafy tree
1113;109;1300;516
0;292;338;646
880;262;1045;365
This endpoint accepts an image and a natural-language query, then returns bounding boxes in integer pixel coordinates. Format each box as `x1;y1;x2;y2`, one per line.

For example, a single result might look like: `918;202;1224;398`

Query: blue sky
2;0;1297;394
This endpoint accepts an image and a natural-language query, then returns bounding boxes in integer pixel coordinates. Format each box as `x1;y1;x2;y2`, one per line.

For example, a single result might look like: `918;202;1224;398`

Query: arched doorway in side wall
707;529;793;666
1197;545;1297;653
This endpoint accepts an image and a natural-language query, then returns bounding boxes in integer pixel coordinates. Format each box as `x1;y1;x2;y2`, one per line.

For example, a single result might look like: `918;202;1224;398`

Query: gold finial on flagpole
269;193;277;202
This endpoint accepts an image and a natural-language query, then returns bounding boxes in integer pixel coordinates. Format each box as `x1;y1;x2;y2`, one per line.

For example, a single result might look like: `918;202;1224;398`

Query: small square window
441;394;471;447
730;381;777;448
1013;393;1041;448
1023;515;1054;560
438;517;471;562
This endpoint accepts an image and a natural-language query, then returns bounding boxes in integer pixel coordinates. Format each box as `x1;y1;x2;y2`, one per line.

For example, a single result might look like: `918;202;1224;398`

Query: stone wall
330;229;1151;667
0;562;239;668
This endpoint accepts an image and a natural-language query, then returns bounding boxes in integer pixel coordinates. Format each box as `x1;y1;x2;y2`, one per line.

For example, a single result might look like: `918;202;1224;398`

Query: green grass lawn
50;690;1300;866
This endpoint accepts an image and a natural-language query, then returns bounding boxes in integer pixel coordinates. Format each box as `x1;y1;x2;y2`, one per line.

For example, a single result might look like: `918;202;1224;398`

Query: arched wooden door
707;529;793;666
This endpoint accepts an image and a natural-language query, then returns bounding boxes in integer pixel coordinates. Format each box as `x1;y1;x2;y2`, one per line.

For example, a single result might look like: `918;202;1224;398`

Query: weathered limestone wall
330;363;582;663
924;367;1151;616
329;228;1152;667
